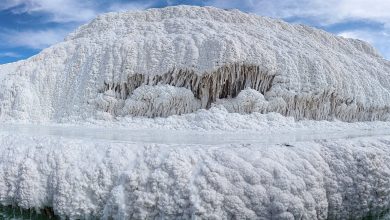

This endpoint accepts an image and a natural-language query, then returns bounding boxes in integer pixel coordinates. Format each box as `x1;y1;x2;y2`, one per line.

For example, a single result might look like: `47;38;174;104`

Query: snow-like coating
91;85;201;119
74;104;390;133
1;133;390;219
0;6;389;121
1;5;390;220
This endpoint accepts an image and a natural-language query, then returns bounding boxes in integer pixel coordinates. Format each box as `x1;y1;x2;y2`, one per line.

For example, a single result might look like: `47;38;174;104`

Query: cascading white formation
1;6;390;220
1;134;390;220
0;6;390;122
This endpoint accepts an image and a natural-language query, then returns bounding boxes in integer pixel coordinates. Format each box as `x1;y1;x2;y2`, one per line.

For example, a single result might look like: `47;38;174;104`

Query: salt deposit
0;6;389;121
1;5;390;220
0;133;390;219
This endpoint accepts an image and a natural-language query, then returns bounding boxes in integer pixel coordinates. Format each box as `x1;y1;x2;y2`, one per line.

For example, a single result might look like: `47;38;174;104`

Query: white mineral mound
0;6;389;122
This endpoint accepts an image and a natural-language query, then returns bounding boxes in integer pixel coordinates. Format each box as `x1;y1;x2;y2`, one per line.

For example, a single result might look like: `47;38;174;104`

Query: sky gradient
1;0;389;64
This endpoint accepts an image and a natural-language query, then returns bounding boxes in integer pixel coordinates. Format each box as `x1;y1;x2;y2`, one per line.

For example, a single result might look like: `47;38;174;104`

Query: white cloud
0;0;150;23
0;0;151;50
0;0;24;10
333;0;390;23
17;0;99;23
0;52;21;58
208;0;390;24
0;29;69;49
108;2;152;13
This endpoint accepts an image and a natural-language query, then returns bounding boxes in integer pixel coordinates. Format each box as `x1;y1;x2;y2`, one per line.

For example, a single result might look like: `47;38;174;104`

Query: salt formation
98;64;275;108
91;84;201;119
0;6;389;122
216;88;285;114
1;6;390;220
1;133;390;219
120;85;201;117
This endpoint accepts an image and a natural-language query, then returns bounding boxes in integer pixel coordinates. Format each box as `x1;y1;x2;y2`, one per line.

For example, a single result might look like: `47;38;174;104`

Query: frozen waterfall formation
1;6;390;121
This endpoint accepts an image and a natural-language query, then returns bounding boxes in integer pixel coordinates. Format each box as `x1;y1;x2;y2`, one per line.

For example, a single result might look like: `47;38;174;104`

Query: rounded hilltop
0;6;389;122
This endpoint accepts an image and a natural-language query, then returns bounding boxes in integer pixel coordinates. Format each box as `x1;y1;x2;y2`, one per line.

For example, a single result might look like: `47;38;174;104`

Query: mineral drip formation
94;63;390;121
0;6;389;122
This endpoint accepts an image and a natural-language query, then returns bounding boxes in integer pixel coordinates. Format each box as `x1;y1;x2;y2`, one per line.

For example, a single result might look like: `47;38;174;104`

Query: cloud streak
108;1;153;13
0;0;94;23
0;52;21;58
208;0;390;24
0;28;69;49
0;0;150;23
0;0;24;10
0;0;151;52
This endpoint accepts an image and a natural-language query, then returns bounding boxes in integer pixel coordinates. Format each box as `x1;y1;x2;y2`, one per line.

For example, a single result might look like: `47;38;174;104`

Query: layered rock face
0;6;389;121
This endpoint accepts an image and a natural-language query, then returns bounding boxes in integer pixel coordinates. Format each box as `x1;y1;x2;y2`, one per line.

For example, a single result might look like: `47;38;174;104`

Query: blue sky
1;0;389;64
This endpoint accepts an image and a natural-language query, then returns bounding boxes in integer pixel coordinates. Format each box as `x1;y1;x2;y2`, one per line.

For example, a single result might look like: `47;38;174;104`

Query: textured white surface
0;133;390;219
0;6;390;219
0;6;389;121
120;85;200;117
78;105;390;132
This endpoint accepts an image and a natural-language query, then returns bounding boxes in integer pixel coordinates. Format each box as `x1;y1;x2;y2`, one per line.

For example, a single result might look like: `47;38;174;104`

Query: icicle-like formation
217;88;390;122
99;63;275;108
96;63;390;121
95;63;275;117
275;90;390;122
